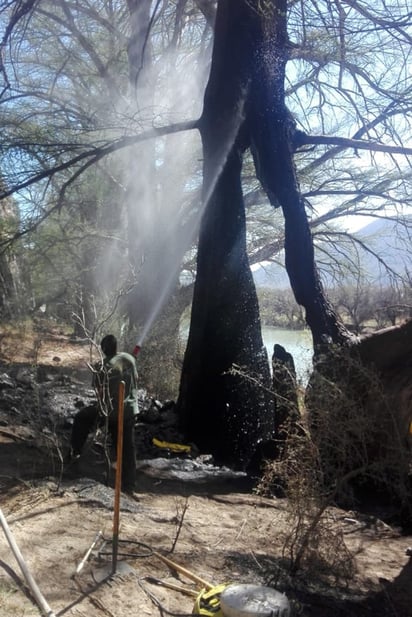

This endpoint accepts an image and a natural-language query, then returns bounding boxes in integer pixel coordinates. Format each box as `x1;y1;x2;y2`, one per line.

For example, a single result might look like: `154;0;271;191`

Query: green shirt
94;351;139;417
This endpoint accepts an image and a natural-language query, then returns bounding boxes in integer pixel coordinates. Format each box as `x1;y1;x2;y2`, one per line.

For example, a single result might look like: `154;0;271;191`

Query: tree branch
297;133;412;156
0;119;199;200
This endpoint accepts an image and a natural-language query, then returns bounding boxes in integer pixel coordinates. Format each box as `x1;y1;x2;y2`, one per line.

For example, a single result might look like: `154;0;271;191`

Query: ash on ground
0;363;249;490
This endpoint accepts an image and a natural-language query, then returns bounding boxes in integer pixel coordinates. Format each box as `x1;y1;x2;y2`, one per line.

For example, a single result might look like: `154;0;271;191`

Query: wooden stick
153;551;213;590
112;380;125;574
0;508;56;617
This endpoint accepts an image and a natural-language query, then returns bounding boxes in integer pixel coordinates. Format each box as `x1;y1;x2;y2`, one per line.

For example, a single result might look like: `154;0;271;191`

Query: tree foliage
1;1;411;318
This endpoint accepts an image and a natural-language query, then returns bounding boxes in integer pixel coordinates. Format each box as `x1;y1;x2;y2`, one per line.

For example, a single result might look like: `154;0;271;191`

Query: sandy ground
1;472;412;617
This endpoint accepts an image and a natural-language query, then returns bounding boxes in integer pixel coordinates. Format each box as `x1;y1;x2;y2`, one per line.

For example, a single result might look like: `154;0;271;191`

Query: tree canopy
1;1;410;308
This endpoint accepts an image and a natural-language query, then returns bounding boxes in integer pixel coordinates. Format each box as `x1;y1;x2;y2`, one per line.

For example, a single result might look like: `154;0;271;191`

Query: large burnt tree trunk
177;141;274;468
177;0;352;466
177;1;274;469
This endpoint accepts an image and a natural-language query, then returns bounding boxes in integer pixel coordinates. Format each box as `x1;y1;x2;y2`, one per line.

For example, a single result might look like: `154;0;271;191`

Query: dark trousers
71;404;136;488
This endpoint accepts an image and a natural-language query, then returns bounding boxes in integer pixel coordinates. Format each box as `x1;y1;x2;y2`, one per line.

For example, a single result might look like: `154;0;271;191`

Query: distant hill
252;253;289;288
350;217;411;286
252;217;412;289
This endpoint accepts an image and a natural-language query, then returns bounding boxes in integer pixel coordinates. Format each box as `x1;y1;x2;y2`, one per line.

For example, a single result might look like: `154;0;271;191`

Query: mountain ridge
253;217;412;289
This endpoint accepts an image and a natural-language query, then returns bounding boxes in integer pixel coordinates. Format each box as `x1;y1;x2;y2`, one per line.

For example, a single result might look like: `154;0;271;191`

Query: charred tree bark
177;1;274;468
272;344;300;454
178;143;274;468
244;0;351;348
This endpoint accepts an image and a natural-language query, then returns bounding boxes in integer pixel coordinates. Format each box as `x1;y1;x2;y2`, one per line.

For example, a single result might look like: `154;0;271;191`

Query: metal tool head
92;560;136;584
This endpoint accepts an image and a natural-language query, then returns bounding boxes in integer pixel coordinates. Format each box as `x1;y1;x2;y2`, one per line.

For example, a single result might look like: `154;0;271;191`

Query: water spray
131;265;182;357
130;100;246;358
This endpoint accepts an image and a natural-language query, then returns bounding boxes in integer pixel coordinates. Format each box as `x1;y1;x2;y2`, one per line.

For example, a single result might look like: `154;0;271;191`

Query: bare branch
0;119;199;201
298;133;412;156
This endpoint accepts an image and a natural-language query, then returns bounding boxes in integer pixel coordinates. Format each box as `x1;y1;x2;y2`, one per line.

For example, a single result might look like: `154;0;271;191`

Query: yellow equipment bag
192;584;228;616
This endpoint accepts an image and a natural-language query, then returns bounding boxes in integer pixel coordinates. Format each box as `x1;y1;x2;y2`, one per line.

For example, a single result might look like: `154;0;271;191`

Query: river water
180;319;313;385
262;326;313;385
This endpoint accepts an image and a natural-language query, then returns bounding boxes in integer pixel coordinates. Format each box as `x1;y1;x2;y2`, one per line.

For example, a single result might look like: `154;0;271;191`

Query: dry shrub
257;344;411;579
257;427;355;580
306;345;411;508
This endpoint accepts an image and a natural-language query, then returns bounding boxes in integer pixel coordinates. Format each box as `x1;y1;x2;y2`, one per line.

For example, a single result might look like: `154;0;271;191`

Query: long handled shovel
112;379;125;575
152;551;214;590
92;381;135;583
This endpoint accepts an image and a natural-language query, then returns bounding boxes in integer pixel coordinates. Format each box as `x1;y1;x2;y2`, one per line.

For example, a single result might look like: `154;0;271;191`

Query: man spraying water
67;334;139;492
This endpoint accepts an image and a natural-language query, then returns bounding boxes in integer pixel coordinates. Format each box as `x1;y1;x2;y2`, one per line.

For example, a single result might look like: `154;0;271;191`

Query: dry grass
256;345;412;580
